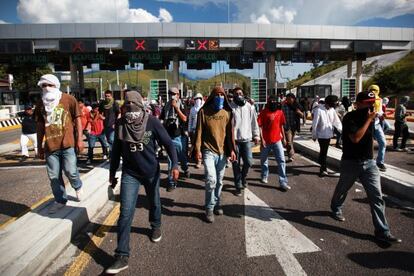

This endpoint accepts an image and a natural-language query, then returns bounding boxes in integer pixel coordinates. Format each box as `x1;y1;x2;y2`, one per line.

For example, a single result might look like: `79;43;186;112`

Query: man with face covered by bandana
194;87;236;223
258;95;290;191
368;85;387;172
230;87;260;196
106;90;179;274
34;74;84;214
330;91;401;244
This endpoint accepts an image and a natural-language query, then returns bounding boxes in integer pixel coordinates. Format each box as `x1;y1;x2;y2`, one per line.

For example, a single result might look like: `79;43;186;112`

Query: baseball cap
24;105;32;110
356;91;376;103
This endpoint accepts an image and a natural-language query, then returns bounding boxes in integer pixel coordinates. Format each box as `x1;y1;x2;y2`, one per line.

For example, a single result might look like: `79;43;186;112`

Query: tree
9;65;52;92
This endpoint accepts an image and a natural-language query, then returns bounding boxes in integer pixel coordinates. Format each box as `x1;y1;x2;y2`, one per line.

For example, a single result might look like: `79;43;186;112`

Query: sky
1;0;414;81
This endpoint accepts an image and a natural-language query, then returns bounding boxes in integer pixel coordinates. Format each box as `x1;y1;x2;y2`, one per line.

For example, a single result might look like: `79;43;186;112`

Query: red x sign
135;39;146;51
256;40;265;51
197;40;208;50
72;41;84;52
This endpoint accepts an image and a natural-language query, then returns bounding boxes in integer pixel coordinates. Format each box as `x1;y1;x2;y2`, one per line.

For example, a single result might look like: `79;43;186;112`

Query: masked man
160;87;190;191
106;90;179;274
330;91;401;244
230;87;260;196
194;87;236;223
368;85;387;172
35;74;84;214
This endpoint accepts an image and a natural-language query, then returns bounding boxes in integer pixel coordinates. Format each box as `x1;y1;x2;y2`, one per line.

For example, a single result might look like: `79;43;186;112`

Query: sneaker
375;233;402;243
242;179;248;188
195;162;201;169
287;157;294;163
76;188;83;202
235;188;243;197
86;159;92;165
280;184;291;191
214;206;224;216
48;202;66;214
103;154;108;160
20;155;28;162
393;148;403;152
206;209;214;223
332;211;345;222
377;163;387;172
105;255;129;274
261;177;268;184
319;171;328;177
184;170;191;178
166;185;176;192
151;227;162;243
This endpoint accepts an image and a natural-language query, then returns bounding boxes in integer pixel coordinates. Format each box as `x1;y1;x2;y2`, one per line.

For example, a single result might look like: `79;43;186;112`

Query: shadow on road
347;251;414;273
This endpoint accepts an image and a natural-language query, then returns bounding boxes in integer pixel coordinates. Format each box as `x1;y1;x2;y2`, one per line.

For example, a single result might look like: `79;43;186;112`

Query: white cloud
251;14;271;24
17;0;173;23
0;20;9;24
157;0;414;25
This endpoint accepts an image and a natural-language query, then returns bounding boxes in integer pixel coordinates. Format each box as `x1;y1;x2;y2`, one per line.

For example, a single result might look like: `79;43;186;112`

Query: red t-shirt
88;112;104;136
257;109;286;144
80;106;90;130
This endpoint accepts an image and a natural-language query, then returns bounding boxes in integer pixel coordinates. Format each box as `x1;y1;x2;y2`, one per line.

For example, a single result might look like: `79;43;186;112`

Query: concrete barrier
294;136;414;203
0;161;120;276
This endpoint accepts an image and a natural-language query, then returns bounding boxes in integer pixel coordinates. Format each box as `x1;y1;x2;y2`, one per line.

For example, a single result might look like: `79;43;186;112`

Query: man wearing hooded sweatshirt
188;93;204;168
34;74;84;214
160;87;190;191
312;95;342;177
368;85;387;172
230;87;260;196
393;96;411;151
106;91;179;274
194;87;236;223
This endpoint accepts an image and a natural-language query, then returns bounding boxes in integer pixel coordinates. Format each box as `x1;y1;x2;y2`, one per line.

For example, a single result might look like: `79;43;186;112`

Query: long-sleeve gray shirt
230;102;260;142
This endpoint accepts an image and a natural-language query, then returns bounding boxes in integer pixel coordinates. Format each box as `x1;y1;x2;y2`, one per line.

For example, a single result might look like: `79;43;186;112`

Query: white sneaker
103;155;108;160
280;184;291;191
86;159;91;165
48;202;65;214
76;188;83;202
261;177;268;184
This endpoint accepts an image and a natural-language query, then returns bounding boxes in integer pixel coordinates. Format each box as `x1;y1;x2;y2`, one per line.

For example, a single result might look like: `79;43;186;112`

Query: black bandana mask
234;95;246;106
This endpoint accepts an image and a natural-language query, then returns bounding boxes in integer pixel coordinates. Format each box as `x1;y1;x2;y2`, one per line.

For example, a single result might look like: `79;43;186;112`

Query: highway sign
185;39;220;51
59;40;97;53
0;40;34;54
12;54;48;65
150;79;168;103
123;39;159;52
340;78;356;100
243;39;276;52
251;78;267;104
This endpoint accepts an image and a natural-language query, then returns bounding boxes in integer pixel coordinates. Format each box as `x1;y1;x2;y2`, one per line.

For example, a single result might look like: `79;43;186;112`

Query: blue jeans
87;133;108;160
116;171;161;257
260;141;288;186
45;147;82;204
373;123;386;165
331;159;390;235
167;135;189;186
232;141;253;189
203;150;227;210
105;128;115;153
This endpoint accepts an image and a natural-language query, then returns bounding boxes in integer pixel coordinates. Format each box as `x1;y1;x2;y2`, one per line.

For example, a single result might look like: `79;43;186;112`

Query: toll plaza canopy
0;22;413;97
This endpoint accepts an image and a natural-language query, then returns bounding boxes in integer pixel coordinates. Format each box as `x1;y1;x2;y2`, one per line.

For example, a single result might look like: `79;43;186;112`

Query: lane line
0;165;45;170
0;194;53;229
64;203;120;276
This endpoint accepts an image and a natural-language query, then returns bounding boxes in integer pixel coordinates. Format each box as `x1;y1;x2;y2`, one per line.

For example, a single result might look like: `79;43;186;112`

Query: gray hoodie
230;101;260;142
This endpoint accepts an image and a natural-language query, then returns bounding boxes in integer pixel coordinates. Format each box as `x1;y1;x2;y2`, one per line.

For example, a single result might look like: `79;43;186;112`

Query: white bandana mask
42;86;62;126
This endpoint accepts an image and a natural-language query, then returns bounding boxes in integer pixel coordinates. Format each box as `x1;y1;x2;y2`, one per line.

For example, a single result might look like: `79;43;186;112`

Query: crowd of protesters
20;73;411;274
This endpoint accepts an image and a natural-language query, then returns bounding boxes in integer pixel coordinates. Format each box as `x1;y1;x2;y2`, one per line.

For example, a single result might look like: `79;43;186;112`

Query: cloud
157;0;414;25
17;0;173;23
0;20;9;24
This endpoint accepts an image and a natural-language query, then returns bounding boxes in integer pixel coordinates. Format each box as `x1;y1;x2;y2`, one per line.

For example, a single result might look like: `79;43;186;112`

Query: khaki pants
285;129;296;158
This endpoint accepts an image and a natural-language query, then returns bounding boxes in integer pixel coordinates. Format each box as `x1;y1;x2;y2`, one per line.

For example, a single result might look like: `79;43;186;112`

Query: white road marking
0;165;45;170
244;188;320;276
